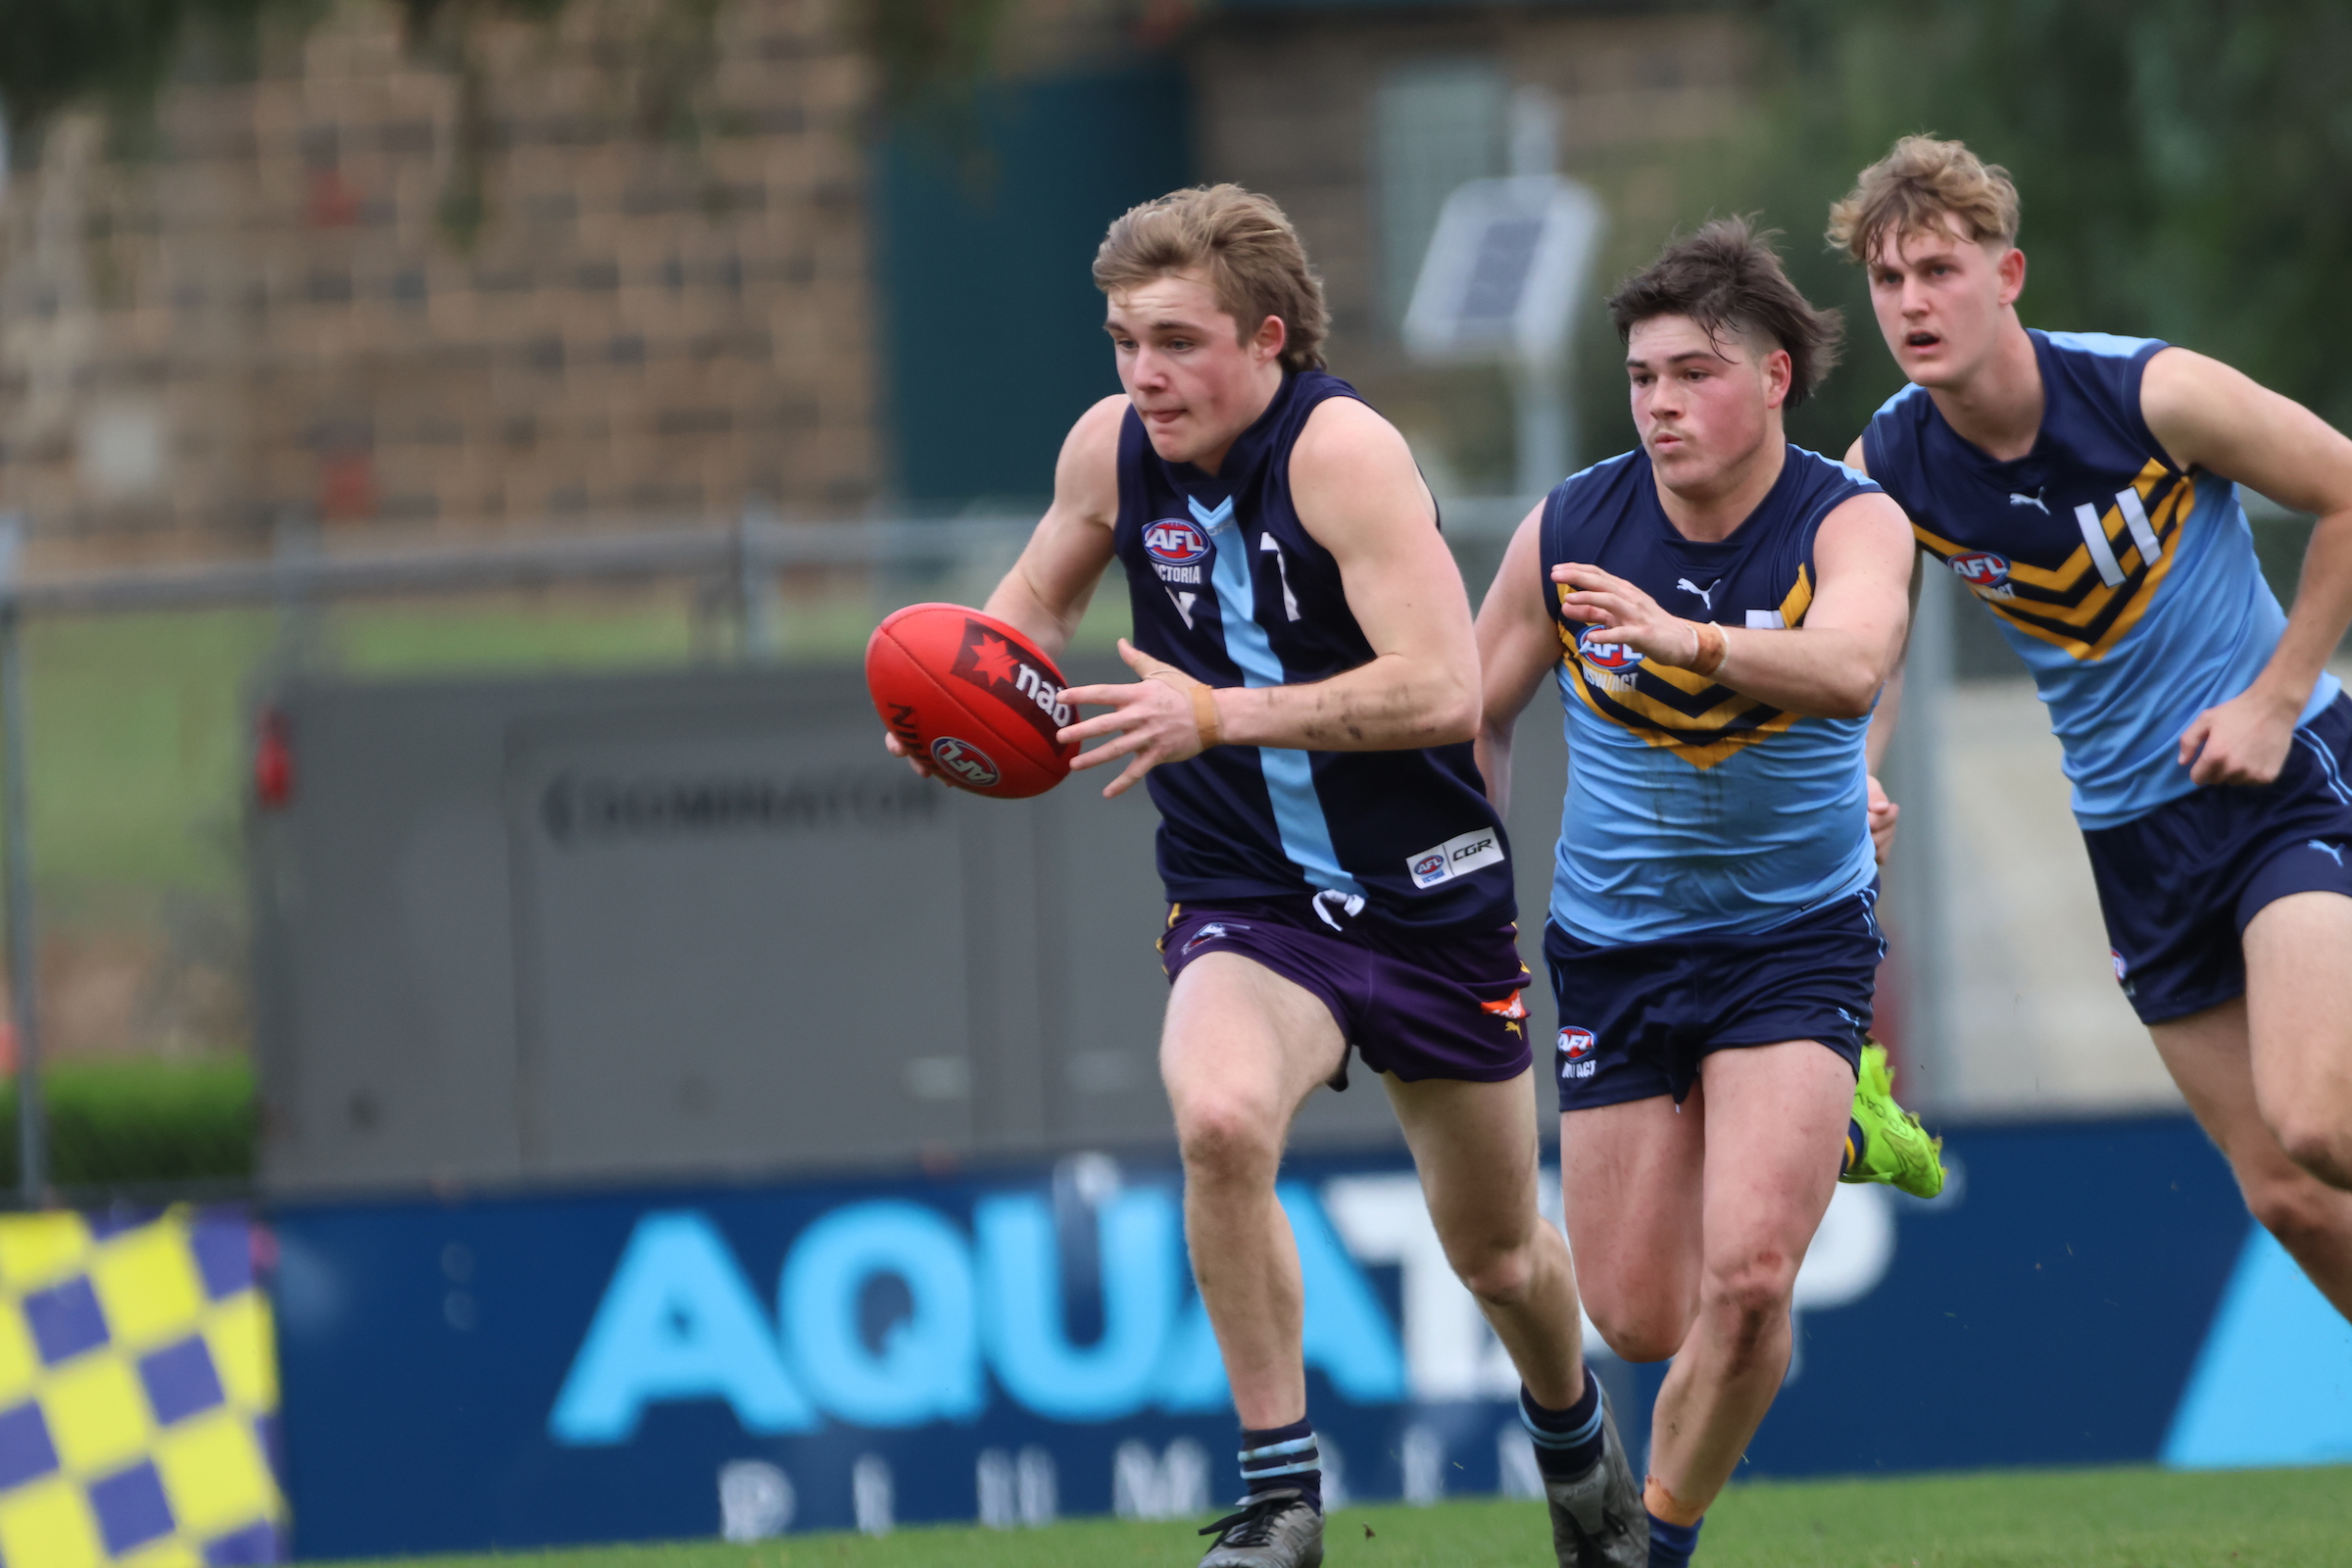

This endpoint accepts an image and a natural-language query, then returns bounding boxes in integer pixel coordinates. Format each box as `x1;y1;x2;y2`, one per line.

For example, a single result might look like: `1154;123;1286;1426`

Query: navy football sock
1520;1368;1606;1480
1238;1419;1320;1511
1647;1513;1702;1567
1843;1117;1870;1175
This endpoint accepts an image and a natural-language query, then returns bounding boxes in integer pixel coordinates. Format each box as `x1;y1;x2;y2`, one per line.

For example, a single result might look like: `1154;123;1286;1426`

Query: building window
1373;60;1506;332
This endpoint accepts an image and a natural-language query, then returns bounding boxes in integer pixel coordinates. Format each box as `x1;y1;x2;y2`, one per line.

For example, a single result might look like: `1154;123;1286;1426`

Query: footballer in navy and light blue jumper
1129;368;1534;1086
1540;444;1887;1109
1864;329;2352;1024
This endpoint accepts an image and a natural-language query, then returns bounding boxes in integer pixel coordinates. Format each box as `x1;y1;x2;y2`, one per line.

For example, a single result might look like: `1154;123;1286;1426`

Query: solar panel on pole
1400;174;1605;498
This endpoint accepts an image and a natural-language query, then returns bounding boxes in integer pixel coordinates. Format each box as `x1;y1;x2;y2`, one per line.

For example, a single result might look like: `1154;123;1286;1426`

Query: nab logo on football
1557;1026;1597;1080
1577;627;1643;673
929;736;1001;789
1143;520;1209;566
1949;552;2012;590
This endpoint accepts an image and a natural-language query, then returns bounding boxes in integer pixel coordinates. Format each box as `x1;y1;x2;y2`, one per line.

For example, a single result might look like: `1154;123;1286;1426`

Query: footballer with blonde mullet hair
1839;135;2352;1324
891;184;1638;1568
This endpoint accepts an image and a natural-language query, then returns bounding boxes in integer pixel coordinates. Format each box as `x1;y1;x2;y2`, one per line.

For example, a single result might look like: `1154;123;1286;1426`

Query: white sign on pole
1401;175;1604;369
1401;174;1605;495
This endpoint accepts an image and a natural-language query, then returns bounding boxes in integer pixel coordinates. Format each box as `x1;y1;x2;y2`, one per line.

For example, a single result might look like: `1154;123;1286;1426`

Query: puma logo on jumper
1676;577;1719;612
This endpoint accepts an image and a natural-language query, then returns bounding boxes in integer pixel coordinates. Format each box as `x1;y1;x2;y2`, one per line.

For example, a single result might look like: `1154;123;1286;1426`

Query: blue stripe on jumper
1189;494;1364;897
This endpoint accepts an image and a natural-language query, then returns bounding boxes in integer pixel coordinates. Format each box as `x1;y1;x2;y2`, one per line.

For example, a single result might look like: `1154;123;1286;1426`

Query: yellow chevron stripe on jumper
1912;462;2189;661
1555;567;1814;769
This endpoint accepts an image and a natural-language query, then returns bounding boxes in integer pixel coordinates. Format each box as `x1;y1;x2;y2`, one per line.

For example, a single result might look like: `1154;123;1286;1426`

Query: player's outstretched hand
1057;639;1217;799
1867;773;1899;864
882;728;941;780
1552;562;1709;667
2178;684;2300;786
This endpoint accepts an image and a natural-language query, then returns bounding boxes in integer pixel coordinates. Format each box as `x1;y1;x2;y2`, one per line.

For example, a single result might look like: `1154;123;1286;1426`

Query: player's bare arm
2141;348;2352;786
1843;440;1911;862
1059;398;1480;799
1554;490;1913;721
1472;504;1560;817
882;395;1123;779
980;394;1126;659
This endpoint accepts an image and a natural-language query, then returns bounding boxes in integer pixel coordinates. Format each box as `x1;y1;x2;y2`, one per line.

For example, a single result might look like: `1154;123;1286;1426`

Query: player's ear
1995;245;2027;306
1762;346;1793;411
1250;314;1287;367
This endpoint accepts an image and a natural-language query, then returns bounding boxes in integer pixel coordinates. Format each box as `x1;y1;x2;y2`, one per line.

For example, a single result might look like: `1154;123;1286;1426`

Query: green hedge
0;1059;254;1189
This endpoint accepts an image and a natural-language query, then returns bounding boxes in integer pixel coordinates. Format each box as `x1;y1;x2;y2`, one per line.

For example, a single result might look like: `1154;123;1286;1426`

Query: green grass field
343;1465;2351;1568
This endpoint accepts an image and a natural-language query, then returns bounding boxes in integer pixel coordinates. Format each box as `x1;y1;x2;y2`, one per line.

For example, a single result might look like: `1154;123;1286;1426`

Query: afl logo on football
929;736;1001;788
1144;520;1210;566
1949;551;2011;589
1576;627;1643;672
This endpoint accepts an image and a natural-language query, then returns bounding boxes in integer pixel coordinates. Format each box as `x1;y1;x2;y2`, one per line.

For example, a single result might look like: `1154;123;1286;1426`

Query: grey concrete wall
250;658;1573;1195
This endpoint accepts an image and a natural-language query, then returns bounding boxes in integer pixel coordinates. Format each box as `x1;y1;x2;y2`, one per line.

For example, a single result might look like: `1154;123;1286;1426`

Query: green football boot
1841;1041;1944;1199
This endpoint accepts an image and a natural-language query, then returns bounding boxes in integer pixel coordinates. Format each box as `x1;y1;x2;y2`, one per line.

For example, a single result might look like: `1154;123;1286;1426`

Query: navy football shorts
1543;881;1883;1113
2083;691;2352;1027
1159;895;1534;1088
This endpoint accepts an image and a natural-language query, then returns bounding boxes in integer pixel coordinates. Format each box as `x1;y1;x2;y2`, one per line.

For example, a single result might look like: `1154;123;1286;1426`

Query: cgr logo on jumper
1142;520;1211;587
951;621;1071;744
1557;1026;1596;1079
1948;551;2015;600
929;737;1000;789
1406;828;1505;890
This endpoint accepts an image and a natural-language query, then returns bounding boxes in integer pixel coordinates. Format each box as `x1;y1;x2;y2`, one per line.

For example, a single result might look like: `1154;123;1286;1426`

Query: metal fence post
1885;561;1959;1111
0;516;44;1202
737;497;777;662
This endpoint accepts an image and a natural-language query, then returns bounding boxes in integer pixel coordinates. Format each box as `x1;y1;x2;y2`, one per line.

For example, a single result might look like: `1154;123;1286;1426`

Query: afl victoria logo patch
1143;520;1210;566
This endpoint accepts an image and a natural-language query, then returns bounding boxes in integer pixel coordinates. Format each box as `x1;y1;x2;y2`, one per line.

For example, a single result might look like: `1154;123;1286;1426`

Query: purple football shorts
1159;894;1534;1088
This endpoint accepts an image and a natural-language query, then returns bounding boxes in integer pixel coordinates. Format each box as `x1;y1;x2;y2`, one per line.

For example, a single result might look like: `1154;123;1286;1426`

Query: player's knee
1446;1235;1537;1309
1703;1250;1799;1346
2271;1117;2352;1194
1586;1298;1685;1364
2244;1160;2352;1245
1172;1096;1281;1184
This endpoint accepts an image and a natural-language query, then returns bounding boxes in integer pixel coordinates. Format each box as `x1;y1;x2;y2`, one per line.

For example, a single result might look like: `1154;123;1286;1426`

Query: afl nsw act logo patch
1577;626;1643;672
1949;551;2014;598
1558;1026;1597;1079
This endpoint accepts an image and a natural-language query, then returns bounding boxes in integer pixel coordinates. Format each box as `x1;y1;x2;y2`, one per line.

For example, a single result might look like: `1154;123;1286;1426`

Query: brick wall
0;0;880;565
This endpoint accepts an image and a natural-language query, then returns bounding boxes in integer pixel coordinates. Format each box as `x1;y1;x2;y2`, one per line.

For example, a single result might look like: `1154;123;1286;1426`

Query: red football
864;603;1079;799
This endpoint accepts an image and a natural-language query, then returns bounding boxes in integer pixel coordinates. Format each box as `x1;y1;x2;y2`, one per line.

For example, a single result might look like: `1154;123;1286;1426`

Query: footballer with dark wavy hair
1476;217;1944;1568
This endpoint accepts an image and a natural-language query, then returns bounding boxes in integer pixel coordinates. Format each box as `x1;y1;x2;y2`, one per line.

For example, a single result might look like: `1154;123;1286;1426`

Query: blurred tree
1679;0;2352;454
0;0;318;148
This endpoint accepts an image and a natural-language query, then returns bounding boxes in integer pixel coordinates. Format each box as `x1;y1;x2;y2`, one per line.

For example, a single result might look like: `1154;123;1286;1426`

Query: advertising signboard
270;1115;2352;1559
